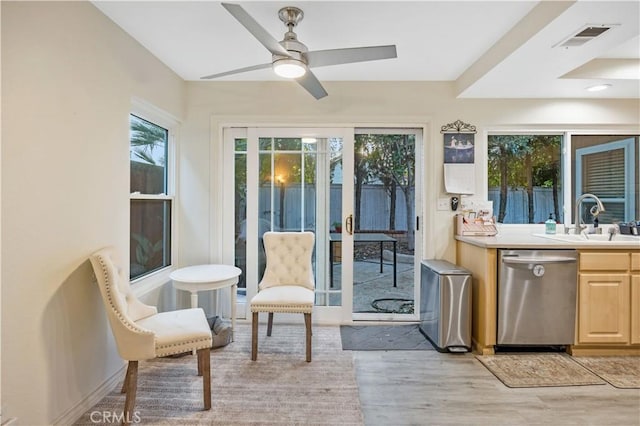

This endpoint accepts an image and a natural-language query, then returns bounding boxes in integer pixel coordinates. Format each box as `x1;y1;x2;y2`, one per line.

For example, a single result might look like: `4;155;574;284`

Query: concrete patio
330;256;416;314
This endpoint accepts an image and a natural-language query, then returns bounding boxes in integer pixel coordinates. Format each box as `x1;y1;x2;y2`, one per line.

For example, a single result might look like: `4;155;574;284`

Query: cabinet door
578;273;630;344
631;275;640;345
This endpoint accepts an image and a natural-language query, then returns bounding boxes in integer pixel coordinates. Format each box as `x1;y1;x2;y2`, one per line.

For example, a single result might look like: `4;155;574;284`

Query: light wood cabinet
577;251;640;347
456;241;497;355
578;273;630;343
631;253;640;345
456;239;639;354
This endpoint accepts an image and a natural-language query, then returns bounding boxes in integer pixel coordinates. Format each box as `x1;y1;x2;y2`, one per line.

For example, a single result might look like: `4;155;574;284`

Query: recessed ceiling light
586;84;612;92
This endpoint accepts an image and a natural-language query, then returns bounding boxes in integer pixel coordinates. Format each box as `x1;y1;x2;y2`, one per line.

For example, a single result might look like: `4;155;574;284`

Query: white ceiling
94;0;640;99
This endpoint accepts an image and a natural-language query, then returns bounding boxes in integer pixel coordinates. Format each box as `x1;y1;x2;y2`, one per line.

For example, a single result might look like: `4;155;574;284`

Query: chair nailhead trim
251;305;313;313
156;337;212;356
96;255;155;338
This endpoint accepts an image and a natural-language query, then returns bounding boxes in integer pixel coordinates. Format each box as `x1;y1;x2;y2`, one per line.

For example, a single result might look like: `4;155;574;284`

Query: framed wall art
440;119;477;194
441;119;476;164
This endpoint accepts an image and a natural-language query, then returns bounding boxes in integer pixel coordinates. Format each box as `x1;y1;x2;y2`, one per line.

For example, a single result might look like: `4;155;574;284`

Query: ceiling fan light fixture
273;58;307;79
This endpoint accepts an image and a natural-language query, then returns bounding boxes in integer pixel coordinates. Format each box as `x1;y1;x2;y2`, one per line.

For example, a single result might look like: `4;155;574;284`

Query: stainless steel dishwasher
498;249;577;346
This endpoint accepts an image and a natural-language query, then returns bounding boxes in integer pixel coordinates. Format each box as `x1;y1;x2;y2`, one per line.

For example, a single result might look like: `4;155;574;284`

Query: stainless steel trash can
419;259;472;352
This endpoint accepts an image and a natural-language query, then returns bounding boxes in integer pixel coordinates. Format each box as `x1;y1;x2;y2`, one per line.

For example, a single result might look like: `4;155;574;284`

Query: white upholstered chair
90;247;213;422
250;231;315;362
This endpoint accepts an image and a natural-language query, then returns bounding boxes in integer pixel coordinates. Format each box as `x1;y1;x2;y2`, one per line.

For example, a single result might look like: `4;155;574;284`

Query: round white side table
170;264;242;341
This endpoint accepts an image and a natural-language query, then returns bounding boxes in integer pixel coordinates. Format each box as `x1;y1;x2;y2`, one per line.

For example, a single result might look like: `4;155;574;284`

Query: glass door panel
231;129;346;320
352;130;420;320
321;137;344;307
233;137;248;306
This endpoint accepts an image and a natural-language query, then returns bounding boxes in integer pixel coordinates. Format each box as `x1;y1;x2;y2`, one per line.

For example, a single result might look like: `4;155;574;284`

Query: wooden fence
257;183;561;229
258;184;410;231
488;187;562;224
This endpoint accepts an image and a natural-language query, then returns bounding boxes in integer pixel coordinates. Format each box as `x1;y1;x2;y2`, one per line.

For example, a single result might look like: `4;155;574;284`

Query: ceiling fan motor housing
275;38;308;60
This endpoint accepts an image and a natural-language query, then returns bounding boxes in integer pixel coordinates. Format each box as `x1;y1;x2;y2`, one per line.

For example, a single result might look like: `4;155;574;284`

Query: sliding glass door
224;126;421;322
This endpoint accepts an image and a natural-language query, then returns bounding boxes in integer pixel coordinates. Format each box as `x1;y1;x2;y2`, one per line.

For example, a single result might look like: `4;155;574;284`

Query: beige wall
1;2;184;424
182;81;639;265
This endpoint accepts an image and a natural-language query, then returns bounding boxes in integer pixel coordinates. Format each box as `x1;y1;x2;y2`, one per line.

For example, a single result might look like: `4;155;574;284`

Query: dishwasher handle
502;256;576;265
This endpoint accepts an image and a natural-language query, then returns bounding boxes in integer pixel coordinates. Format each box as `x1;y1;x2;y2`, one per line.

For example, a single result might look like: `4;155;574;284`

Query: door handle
502;257;576;265
346;214;353;235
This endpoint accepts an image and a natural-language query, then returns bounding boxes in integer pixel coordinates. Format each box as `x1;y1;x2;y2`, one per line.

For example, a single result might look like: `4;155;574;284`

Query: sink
533;233;640;244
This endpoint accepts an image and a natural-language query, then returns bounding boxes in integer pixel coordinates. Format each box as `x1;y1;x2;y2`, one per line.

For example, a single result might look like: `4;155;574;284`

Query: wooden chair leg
121;361;134;393
197;348;211;410
197;347;203;376
123;361;138;424
304;313;312;362
267;312;274;336
251;312;258;361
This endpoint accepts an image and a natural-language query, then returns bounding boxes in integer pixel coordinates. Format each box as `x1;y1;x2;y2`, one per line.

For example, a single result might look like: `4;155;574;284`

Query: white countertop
455;224;640;250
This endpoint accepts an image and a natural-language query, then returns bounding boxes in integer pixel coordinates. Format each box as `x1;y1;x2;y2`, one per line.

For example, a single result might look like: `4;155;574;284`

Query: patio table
329;233;397;288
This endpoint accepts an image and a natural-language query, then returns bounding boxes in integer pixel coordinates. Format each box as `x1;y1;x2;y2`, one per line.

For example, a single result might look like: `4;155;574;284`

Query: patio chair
250;231;315;362
89;247;212;423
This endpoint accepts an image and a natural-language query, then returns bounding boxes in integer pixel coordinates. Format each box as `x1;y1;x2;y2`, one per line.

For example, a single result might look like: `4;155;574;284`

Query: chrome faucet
573;193;606;234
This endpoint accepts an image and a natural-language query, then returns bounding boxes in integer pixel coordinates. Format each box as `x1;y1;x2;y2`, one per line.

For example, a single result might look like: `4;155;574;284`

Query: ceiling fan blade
222;3;290;57
296;70;328;100
201;63;272;79
306;45;397;68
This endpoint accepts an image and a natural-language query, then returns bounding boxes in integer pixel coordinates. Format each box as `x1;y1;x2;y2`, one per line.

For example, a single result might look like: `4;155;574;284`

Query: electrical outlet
460;197;473;211
437;198;450;211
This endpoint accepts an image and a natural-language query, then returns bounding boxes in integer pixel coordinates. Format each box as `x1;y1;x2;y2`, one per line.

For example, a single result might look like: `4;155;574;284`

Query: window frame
485;129;639;226
485;131;565;224
129;98;179;290
575;137;636;222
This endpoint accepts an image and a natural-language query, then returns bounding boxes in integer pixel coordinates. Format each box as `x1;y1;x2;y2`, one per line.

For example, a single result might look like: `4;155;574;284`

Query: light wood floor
353;350;640;426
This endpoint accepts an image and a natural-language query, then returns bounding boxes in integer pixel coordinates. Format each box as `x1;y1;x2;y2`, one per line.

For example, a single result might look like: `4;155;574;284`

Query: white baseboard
53;364;126;426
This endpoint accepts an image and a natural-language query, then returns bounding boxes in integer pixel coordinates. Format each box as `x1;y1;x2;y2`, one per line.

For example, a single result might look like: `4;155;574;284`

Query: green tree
531;135;562;222
256;138;318;229
354;135;374;231
130;116;167;165
488;135;529;222
366;134;416;249
488;135;561;223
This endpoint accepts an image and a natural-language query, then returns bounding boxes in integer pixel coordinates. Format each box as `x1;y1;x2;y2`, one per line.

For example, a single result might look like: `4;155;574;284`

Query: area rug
75;324;363;425
476;353;606;388
571;356;640;389
340;324;434;351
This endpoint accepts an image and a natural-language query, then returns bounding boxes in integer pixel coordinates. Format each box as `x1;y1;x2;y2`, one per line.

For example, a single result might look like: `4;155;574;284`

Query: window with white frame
487;133;639;225
129;111;175;281
573;135;638;223
487;134;563;224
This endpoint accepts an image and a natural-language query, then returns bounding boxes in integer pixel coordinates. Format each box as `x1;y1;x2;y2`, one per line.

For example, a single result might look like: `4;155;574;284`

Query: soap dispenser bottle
545;213;556;234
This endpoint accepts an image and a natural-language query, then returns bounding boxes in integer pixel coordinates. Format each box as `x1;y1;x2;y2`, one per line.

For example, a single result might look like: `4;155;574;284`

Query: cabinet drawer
580;252;629;271
632;253;640;272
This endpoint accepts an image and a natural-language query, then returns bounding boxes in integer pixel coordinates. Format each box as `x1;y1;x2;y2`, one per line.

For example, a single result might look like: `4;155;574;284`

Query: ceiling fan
201;3;398;99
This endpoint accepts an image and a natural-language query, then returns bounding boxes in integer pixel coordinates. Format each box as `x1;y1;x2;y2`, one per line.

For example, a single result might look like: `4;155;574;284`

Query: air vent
555;25;614;48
